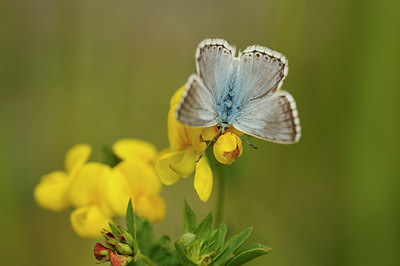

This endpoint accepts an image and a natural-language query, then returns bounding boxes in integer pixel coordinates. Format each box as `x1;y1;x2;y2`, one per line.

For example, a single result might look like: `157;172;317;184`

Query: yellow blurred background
1;0;400;265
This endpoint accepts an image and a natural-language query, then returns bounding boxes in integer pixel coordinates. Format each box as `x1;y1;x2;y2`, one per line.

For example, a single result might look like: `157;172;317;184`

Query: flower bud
181;233;196;245
120;229;134;247
115;242;133;255
94;243;110;262
102;230;119;247
109;250;133;266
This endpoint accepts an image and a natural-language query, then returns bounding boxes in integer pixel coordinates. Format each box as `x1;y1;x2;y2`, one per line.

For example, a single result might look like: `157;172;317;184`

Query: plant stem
216;164;225;225
137;253;156;266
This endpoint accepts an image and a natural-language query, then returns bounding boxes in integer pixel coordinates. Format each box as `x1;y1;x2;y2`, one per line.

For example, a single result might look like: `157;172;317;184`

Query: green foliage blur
1;0;400;265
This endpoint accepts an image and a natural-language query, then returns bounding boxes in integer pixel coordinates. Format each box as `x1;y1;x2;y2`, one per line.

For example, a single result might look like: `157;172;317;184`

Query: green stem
216;164;225;225
137;253;156;266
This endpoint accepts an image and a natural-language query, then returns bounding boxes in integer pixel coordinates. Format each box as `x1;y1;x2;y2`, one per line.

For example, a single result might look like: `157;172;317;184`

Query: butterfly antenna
233;133;258;149
196;129;221;163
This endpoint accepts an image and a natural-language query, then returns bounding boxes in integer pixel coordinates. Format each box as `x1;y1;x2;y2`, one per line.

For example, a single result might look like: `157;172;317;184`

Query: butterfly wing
233;45;300;143
175;74;218;127
235;45;288;103
196;38;236;99
233;91;301;143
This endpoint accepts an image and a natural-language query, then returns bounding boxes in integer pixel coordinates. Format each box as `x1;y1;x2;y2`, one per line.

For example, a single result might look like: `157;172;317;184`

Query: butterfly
176;38;301;144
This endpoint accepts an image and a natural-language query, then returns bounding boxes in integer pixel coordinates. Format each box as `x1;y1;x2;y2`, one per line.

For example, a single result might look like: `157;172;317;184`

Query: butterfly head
217;123;230;134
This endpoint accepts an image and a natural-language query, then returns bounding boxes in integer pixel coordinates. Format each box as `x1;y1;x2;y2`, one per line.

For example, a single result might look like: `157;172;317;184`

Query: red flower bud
94;243;110;262
109;250;133;266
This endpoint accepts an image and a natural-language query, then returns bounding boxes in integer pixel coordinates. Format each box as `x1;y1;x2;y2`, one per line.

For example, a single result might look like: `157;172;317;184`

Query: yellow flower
70;204;112;238
213;132;243;165
105;140;166;223
35;140;166;238
34;144;91;212
156;85;243;202
68;161;114;238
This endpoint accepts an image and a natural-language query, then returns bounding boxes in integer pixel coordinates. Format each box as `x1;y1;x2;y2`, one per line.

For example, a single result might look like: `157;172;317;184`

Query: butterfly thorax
215;62;241;130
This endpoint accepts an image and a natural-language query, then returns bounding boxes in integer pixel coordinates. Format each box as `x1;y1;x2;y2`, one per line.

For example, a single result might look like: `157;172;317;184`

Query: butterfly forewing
176;74;218;127
196;39;236;99
233;91;301;143
236;45;288;104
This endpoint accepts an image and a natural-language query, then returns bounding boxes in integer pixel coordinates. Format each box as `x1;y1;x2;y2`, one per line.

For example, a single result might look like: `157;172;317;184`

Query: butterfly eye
217;125;221;129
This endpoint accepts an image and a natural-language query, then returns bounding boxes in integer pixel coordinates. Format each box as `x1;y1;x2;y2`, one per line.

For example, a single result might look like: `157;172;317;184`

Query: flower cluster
94;200;271;266
156;85;243;202
34;139;165;238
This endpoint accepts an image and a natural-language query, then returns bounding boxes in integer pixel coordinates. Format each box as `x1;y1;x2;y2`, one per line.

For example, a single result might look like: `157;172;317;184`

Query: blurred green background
1;0;400;265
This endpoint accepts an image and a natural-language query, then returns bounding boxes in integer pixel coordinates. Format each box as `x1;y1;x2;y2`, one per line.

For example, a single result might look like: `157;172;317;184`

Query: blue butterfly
176;39;301;144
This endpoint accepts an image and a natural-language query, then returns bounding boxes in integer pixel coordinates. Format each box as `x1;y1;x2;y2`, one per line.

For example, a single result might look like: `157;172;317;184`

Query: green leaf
149;236;180;265
102;143;122;167
226;244;272;266
150;235;171;262
126;199;135;236
202;224;227;254
183;200;197;233
125;199;138;254
194;211;212;241
109;223;121;237
174;241;197;266
215;224;227;248
136;217;153;255
213;227;253;265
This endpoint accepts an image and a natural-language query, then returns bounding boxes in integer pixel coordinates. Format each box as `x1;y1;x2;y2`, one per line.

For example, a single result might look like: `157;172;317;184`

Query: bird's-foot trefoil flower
156;85;244;202
105;139;166;223
34;140;166;238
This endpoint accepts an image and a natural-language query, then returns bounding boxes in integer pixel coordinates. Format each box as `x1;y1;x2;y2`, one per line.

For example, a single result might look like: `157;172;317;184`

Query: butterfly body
214;59;241;130
176;39;301;143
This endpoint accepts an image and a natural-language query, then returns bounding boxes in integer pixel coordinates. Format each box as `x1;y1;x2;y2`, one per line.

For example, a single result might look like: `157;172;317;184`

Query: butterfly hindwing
233;91;301;143
176;74;218;127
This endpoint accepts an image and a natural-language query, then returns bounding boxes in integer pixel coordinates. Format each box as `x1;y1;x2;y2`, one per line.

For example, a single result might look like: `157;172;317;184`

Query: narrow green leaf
109;223;121;237
102;143;122;167
213;227;253;265
201;230;218;253
174;241;197;266
215;224;227;247
126;199;138;254
183;200;197;233
194;211;212;241
126;199;135;236
202;224;227;254
226;244;272;266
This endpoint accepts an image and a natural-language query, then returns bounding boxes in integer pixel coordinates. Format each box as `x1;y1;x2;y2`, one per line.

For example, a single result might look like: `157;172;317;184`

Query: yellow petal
194;157;213;202
134;194;166;223
115;160;162;195
65;144;91;173
213;132;242;165
113;139;157;163
33;171;70;212
170;85;186;108
169;147;197;177
70;205;113;238
202;126;219;141
189;127;207;153
156;151;185;185
104;170;132;216
168;107;191;151
68;163;111;207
